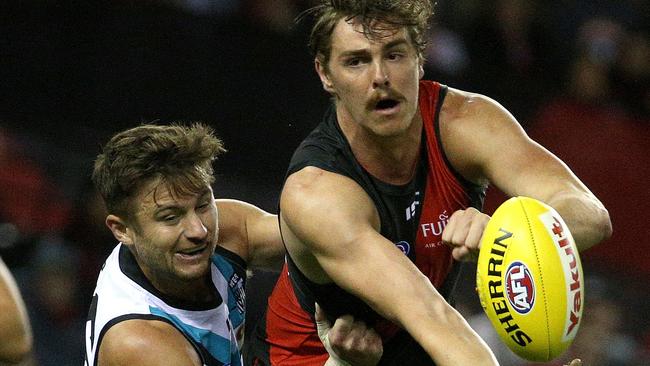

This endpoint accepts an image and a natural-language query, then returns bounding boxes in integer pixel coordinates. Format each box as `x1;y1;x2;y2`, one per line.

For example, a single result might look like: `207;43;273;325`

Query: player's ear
418;61;424;80
106;214;134;245
315;57;335;93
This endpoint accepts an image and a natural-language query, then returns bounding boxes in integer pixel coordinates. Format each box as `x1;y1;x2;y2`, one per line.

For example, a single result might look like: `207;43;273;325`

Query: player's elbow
597;207;613;243
583;205;613;251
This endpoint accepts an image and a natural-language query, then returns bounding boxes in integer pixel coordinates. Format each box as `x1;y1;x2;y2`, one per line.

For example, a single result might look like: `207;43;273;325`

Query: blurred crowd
1;0;648;365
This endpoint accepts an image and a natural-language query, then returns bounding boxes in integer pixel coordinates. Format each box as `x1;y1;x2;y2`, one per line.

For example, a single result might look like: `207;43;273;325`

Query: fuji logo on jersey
395;241;411;255
505;261;535;314
420;210;449;238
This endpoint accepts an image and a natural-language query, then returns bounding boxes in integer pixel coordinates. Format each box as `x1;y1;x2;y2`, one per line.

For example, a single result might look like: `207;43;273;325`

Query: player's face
127;180;218;294
317;18;424;137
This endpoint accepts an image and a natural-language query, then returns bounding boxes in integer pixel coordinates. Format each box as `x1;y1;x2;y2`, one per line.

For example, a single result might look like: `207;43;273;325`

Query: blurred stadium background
1;1;648;365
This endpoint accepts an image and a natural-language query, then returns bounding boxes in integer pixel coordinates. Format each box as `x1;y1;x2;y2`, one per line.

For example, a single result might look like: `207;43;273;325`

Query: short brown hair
304;0;433;69
92;123;225;222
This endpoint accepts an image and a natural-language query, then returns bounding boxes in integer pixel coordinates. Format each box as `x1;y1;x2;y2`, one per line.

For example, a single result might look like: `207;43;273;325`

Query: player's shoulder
284;166;333;189
438;87;525;147
283;166;366;202
98;318;200;365
441;87;513;128
216;199;267;223
282;166;376;220
437;87;526;184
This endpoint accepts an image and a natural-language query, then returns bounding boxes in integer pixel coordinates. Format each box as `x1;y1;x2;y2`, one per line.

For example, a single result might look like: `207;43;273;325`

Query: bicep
246;209;284;269
486;128;587;201
216;199;284;269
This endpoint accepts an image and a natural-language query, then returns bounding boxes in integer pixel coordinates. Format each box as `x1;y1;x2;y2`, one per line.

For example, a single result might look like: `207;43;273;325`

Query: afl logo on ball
505;261;536;314
395;241;411;255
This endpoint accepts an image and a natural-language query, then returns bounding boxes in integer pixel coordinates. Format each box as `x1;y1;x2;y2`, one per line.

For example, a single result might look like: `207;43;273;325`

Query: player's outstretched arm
280;167;499;366
0;257;32;364
440;88;611;253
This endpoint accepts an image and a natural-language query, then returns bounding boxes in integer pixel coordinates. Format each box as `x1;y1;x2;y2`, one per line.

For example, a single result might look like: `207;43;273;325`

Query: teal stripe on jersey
211;256;245;330
149;306;239;365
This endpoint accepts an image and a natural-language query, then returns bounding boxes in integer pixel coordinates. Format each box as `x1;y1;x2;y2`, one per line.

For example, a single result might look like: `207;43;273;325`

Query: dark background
1;1;648;365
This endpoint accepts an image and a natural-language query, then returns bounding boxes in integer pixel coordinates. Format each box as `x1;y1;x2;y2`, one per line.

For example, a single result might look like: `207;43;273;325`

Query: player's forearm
378;274;497;366
403;299;498;366
333;257;496;366
547;191;612;252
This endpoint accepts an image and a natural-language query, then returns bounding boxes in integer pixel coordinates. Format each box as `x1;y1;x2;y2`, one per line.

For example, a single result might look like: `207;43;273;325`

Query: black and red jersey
246;81;486;365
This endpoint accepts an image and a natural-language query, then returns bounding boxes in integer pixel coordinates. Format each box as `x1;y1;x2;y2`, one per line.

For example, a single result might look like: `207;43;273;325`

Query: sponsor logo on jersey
420;210;449;238
229;272;245;314
424;241;444;249
405;191;420;221
505;261;535;314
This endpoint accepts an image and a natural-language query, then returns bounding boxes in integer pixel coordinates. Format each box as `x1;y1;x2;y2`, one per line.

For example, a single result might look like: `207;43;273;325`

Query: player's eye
163;214;178;222
345;58;362;67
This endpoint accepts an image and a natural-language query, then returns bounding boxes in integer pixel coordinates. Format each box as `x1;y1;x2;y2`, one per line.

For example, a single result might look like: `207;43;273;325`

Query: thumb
315;303;331;339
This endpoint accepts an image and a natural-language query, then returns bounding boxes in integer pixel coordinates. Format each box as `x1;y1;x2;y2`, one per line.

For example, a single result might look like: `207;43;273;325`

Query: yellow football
476;196;584;362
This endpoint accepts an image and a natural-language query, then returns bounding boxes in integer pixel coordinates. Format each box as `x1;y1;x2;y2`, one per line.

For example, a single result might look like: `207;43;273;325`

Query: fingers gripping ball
476;197;584;362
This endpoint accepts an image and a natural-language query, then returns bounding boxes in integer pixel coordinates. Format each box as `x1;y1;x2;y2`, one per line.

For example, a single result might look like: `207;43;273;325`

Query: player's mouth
175;245;209;261
371;97;401;115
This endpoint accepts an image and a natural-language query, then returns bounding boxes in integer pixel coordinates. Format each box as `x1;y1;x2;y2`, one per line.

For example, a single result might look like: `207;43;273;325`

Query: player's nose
184;212;208;240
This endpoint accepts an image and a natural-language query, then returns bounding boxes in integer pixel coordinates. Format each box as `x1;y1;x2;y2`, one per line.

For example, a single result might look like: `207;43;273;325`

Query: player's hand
315;303;383;366
442;207;490;262
564;359;582;366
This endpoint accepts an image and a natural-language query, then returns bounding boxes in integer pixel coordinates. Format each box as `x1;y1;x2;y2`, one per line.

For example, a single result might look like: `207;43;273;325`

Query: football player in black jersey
249;1;611;365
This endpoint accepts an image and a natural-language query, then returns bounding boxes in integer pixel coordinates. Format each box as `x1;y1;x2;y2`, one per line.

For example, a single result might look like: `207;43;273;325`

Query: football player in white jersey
85;123;382;366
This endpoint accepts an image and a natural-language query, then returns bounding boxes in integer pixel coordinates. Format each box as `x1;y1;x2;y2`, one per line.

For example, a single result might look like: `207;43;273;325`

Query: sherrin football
476;196;584;362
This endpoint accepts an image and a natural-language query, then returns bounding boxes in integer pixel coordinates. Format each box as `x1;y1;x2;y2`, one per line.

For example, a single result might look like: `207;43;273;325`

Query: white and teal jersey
84;243;247;366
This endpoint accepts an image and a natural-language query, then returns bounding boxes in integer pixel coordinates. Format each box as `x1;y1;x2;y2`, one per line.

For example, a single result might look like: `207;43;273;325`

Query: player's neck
340;114;422;185
147;270;217;304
